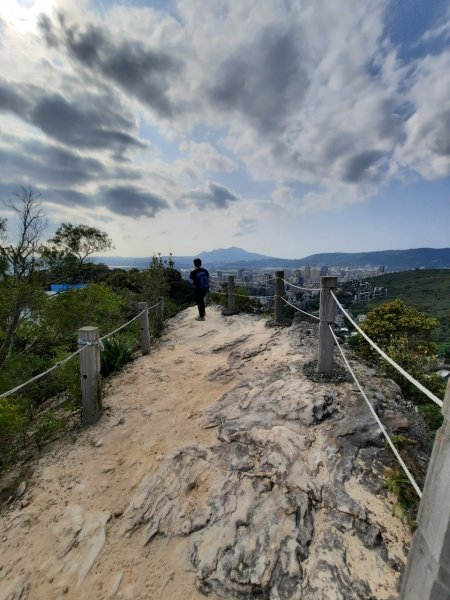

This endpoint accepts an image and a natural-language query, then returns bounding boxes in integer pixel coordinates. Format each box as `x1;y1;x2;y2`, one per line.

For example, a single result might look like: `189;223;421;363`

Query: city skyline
0;0;450;258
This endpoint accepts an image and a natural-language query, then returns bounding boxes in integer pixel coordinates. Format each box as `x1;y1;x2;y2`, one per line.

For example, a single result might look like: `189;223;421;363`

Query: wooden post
317;276;337;374
138;302;150;355
222;276;238;315
274;271;284;324
400;378;450;599
78;326;102;426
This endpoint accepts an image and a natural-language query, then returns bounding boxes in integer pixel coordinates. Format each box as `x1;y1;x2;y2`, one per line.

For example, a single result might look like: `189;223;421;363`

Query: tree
0;187;47;367
43;223;113;278
357;299;445;407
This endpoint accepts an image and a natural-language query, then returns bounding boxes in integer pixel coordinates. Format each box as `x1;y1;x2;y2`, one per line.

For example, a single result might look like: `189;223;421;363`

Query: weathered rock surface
123;316;410;599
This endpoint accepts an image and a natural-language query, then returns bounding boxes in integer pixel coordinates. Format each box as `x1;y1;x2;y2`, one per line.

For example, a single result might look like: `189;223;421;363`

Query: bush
0;398;27;457
101;335;134;376
385;467;417;523
418;402;443;432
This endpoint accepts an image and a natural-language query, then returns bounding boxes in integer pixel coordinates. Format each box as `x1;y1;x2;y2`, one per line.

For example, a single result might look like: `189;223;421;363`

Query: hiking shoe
195;316;205;321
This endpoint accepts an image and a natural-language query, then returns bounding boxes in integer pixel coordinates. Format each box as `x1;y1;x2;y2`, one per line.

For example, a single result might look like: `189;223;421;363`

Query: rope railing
99;300;162;342
281;297;320;320
330;290;443;408
0;346;86;400
0;300;163;401
280;277;320;292
329;325;422;498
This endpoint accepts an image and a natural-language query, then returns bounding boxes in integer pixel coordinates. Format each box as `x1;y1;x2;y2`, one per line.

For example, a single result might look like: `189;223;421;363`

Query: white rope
99;300;162;342
329;325;422;498
330;291;443;408
280;277;320;292
281;297;320;320
0;347;86;400
0;302;164;400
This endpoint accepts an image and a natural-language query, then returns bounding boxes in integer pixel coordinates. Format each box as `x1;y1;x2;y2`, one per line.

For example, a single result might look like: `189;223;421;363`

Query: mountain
198;246;271;263
95;247;450;271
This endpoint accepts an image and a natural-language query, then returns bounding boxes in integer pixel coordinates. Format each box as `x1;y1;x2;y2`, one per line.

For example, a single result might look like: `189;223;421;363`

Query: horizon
1;1;450;257
96;244;450;260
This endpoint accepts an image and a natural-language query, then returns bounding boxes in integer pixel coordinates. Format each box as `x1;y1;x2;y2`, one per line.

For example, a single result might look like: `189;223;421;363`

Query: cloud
234;217;257;237
208;26;308;135
0;139;106;186
0;79;145;154
39;14;180;119
101;185;169;218
178;142;238;175
395;52;450;179
178;181;239;210
341;150;386;183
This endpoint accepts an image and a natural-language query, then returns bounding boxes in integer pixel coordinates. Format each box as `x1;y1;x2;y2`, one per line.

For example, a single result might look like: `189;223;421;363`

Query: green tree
357;299;445;412
43;223;113;279
0;187;47;367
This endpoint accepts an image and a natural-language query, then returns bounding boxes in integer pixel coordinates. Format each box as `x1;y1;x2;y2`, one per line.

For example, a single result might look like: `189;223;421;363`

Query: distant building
320;265;329;276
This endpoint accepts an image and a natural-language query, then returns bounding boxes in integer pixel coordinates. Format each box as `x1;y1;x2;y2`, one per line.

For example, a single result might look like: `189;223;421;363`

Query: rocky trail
0;306;411;599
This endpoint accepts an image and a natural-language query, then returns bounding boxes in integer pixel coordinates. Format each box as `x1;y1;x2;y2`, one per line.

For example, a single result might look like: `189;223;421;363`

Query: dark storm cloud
0;140;106;186
39;16;179;118
43;188;91;207
101;186;169;218
342;150;385;183
0;83;31;117
0;79;144;153
208;27;308;134
31;93;144;151
178;182;239;209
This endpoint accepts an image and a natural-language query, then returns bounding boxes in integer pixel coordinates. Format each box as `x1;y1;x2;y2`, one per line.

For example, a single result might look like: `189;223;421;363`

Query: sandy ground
0;306;276;600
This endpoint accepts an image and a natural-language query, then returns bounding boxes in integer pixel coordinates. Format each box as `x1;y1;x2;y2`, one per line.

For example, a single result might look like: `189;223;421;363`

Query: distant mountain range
96;246;450;271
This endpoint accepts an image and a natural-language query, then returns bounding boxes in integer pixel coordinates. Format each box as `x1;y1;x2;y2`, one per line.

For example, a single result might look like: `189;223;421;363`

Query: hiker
190;258;209;321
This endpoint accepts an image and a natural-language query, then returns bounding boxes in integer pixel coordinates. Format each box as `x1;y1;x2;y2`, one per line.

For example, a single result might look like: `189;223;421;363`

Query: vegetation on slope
352;269;450;359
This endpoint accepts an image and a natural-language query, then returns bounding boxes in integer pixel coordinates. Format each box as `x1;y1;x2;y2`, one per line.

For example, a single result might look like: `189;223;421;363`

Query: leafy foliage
352;269;450;359
44;223;113;270
0;187;47;368
385;468;417;523
101;335;134;376
0;398;27;459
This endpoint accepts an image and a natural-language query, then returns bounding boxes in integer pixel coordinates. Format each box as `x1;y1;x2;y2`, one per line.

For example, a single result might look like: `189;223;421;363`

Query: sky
0;0;449;259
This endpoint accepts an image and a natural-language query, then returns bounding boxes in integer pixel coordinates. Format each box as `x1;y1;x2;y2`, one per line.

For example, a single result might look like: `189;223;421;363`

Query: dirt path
0;305;411;600
0;306;276;600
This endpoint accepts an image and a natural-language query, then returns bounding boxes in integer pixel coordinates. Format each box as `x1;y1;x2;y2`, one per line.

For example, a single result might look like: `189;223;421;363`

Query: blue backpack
197;270;209;291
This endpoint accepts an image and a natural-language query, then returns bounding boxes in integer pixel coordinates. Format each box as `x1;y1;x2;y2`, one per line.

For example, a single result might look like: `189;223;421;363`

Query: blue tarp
50;283;87;292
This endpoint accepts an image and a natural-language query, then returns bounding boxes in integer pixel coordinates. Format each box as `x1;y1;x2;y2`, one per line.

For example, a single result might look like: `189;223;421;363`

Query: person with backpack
190;258;210;321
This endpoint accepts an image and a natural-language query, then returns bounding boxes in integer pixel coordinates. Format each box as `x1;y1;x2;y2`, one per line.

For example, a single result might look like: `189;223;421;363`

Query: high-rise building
320;265;329;276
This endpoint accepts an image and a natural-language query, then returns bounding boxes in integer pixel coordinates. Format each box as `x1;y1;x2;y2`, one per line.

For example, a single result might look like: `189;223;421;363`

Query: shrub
101;335;134;376
385;467;417;523
418;402;443;432
0;398;27;457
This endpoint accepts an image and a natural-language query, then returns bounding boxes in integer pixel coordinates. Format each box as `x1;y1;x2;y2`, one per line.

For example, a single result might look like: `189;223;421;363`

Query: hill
197;246;271;263
96;247;450;271
351;269;450;357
